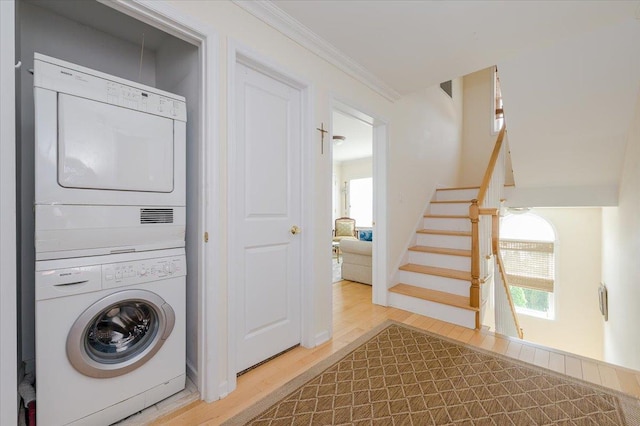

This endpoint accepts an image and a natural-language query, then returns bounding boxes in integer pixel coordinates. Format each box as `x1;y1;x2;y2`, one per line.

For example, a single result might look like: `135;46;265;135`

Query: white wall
332;166;342;223
336;157;372;218
0;2;17;424
387;80;464;270
515;208;604;361
163;0;465;390
602;92;640;371
458;66;495;187
17;1;158;370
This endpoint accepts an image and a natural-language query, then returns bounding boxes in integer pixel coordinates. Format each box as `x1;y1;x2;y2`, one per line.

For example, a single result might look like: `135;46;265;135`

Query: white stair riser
435;188;478;201
423;217;471;232
416;234;471;250
407;251;471;271
430;202;471;216
388;292;476;329
395;270;469;296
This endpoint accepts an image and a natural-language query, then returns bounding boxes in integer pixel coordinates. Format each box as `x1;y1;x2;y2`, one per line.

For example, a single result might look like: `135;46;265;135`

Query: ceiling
265;1;640;199
271;0;638;95
332;111;372;163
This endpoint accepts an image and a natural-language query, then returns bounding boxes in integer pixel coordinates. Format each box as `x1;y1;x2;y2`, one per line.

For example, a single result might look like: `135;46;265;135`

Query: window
493;67;504;133
500;212;555;319
348;177;372;227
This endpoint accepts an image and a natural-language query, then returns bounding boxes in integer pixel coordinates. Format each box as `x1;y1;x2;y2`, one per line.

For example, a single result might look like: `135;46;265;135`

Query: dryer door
66;289;175;378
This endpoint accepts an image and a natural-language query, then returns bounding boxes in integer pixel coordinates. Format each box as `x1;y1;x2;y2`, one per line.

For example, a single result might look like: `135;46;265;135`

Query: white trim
315;330;330;346
0;1;18;423
100;0;221;403
330;97;390;311
372;123;389;306
232;0;401;102
227;39;315;394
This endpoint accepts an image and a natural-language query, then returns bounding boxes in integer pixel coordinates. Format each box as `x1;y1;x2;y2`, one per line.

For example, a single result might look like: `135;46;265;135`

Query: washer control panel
102;255;186;289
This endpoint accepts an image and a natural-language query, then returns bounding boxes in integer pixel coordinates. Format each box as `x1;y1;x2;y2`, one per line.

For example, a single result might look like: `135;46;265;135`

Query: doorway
331;111;373;284
2;2;220;420
330;99;389;315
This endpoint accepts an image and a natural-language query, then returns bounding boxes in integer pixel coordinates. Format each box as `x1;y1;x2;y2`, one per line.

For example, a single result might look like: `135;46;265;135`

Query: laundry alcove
15;0;203;404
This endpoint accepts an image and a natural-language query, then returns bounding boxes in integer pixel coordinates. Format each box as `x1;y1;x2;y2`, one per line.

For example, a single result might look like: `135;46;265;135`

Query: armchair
333;217;358;243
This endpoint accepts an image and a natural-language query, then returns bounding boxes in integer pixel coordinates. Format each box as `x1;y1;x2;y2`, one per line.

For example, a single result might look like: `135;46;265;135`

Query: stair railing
469;125;521;337
494;218;523;339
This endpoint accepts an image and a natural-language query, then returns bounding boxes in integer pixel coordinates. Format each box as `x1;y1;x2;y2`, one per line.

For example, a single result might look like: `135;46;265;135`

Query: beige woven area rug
224;321;640;425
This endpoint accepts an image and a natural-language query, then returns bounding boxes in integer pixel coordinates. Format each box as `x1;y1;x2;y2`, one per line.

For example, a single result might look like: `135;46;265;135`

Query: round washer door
66;289;175;378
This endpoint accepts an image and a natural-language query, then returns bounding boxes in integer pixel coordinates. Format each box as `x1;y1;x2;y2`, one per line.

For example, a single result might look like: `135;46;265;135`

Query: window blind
499;239;554;293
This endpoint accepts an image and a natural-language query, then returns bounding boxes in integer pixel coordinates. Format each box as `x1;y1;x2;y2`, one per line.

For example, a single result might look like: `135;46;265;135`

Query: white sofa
340;239;372;285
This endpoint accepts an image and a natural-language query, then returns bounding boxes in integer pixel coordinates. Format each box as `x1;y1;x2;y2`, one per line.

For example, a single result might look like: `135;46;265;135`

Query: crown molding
232;0;401;102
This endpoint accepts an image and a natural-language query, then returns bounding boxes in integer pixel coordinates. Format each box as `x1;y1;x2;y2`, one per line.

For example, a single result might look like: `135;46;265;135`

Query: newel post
492;213;499;256
469;200;480;328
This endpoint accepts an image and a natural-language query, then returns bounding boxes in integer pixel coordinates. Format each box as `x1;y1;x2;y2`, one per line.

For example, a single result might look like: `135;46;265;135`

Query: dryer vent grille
140;208;174;224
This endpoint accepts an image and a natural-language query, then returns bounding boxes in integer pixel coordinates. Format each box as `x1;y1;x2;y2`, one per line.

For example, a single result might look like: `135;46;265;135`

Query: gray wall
18;0;157;370
155;37;200;380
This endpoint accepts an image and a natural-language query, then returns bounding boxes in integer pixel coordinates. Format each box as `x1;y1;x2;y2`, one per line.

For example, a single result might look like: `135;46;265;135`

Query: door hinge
204;232;209;243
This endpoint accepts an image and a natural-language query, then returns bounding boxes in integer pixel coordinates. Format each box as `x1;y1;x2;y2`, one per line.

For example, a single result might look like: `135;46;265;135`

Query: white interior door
234;62;302;372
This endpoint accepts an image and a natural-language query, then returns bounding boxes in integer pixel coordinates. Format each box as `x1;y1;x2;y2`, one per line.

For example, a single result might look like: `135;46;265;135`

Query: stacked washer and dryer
33;53;188;425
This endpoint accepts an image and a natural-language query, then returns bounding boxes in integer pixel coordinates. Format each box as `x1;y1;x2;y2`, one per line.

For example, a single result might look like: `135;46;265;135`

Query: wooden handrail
477;125;506;206
469;122;522;337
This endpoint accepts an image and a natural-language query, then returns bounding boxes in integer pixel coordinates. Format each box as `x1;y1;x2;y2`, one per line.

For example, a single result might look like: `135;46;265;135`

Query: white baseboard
217;381;229;399
315;330;330;346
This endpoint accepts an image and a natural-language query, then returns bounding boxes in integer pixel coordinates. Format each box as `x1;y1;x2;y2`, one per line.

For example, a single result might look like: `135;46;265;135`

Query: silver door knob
290;225;301;235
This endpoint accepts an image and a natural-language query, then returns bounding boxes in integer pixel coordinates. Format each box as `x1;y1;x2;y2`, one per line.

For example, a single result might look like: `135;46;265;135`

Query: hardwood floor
152;280;640;425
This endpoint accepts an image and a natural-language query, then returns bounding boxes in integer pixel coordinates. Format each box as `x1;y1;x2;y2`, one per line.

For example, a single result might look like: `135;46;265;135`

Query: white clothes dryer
33;53;187;261
35;249;186;426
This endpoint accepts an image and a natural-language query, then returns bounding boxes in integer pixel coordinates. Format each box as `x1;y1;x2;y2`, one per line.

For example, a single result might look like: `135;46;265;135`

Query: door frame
1;0;222;404
330;97;389;308
0;1;18;424
227;39;315;394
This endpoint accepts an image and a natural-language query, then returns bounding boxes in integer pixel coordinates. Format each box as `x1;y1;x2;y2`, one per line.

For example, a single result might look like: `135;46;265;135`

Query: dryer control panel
102;255;186;289
34;53;186;121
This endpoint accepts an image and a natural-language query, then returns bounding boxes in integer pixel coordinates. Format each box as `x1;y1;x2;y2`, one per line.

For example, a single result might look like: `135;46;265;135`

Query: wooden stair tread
436;186;480;191
417;229;471;237
423;214;469;219
399;263;471;281
430;200;474;204
389;284;478;311
409;245;471;257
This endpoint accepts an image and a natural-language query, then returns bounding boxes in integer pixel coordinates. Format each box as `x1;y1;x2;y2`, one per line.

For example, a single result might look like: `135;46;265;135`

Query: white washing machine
35;248;186;425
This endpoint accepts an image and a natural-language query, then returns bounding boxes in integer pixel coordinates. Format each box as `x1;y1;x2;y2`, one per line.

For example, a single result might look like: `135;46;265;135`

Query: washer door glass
67;289;175;378
86;301;159;364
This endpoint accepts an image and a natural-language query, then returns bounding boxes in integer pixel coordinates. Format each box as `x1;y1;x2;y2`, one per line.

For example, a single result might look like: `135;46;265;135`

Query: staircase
389;187;480;329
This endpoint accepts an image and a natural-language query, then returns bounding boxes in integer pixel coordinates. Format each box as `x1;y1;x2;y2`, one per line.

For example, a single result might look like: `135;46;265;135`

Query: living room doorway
331;111;373;284
329;100;389;313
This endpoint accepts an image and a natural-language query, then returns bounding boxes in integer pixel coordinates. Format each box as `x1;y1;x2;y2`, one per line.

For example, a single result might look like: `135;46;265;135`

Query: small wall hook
15;61;22;69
